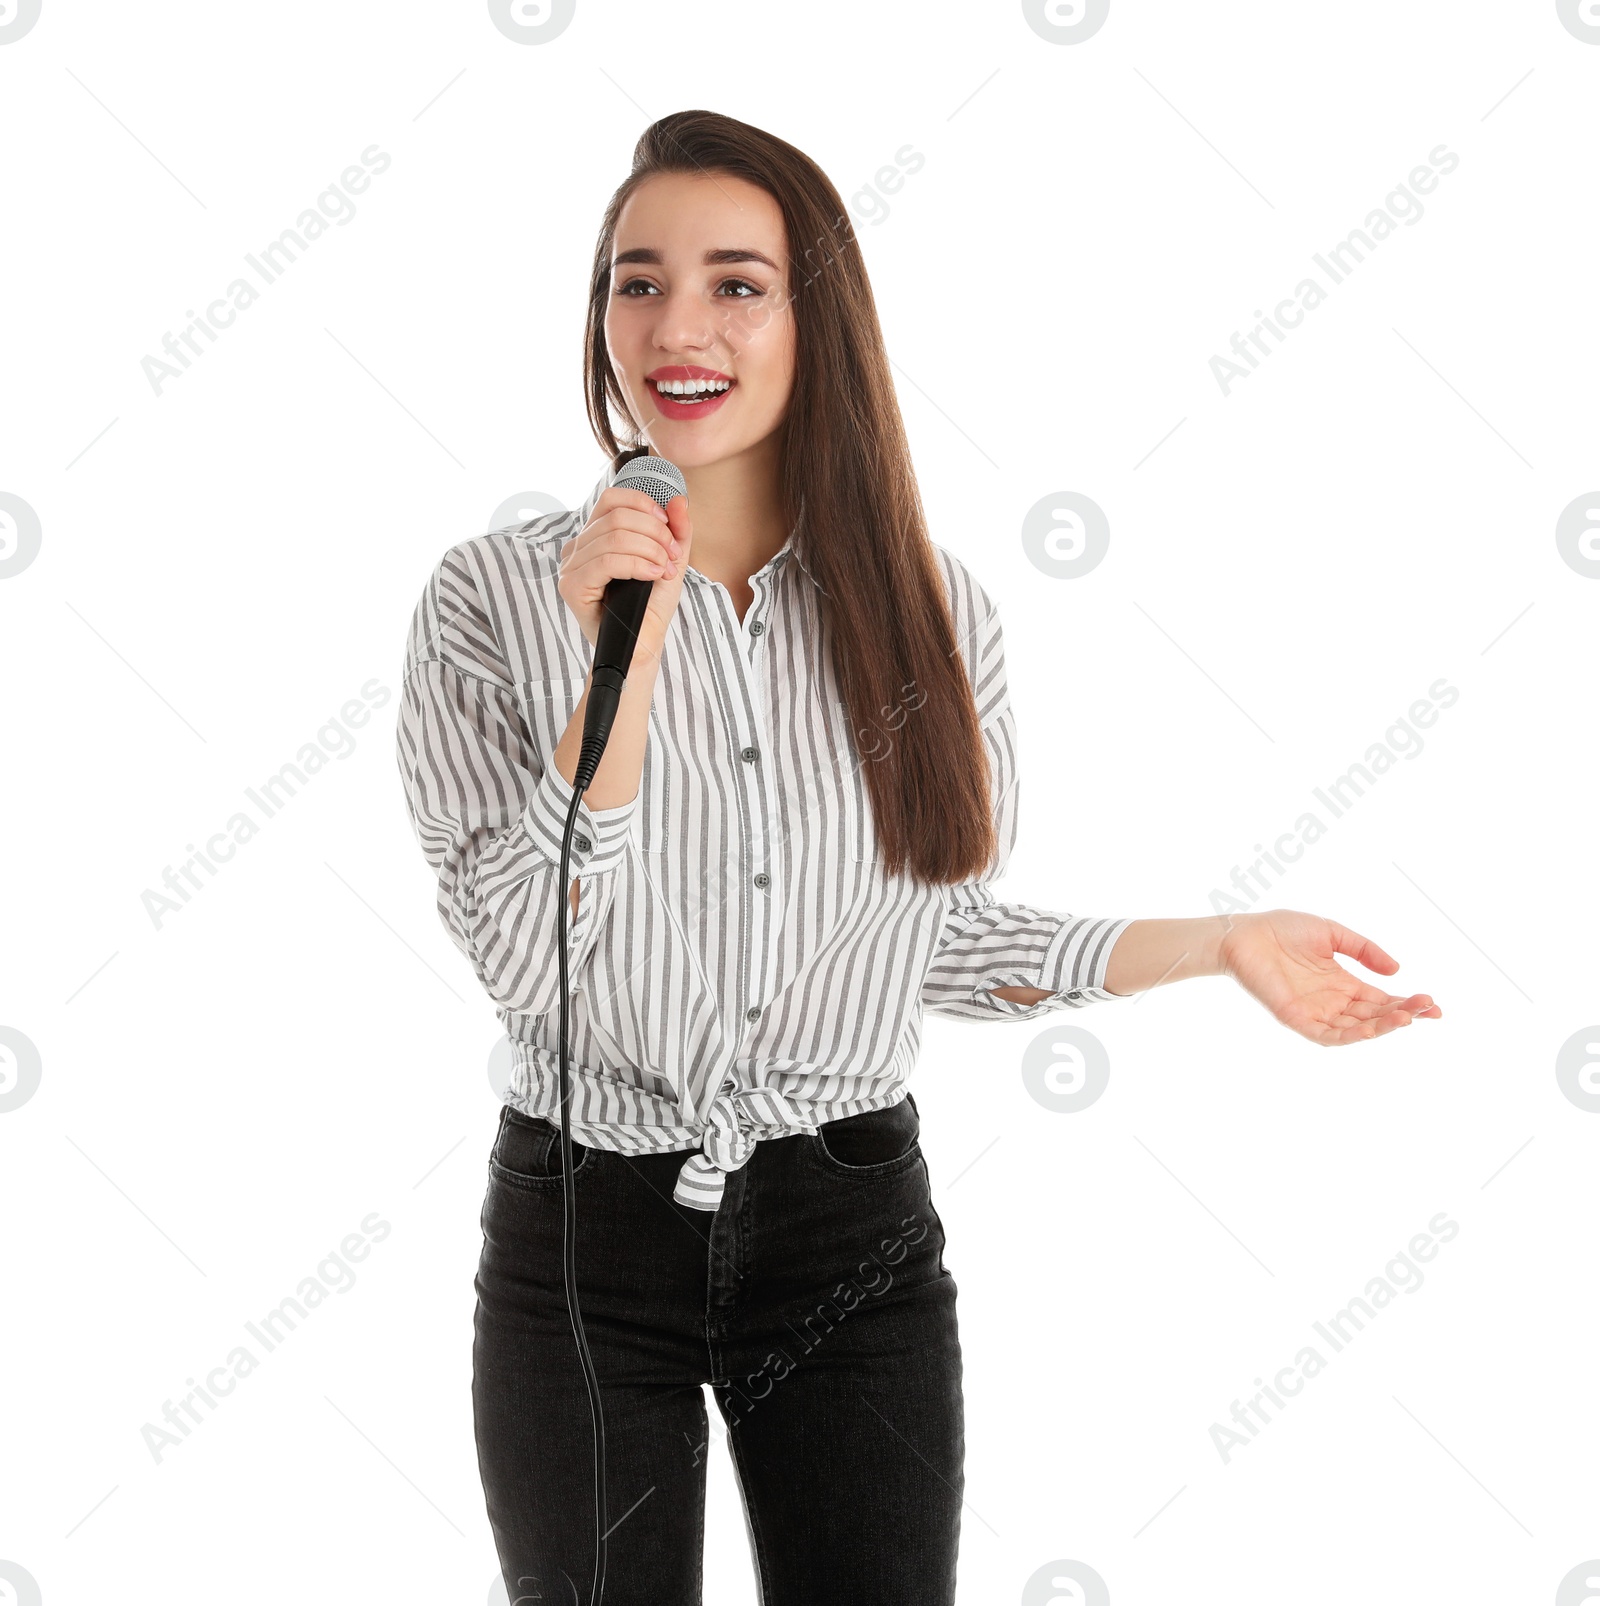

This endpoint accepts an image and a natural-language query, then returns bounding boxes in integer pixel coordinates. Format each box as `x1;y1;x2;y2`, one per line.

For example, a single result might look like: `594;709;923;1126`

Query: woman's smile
645;363;737;421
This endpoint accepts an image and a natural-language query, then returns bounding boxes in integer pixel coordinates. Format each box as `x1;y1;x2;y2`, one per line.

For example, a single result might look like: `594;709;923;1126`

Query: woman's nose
650;289;718;353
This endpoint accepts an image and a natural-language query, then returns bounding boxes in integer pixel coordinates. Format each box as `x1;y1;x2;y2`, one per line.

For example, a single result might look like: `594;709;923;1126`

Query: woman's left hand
1217;909;1442;1046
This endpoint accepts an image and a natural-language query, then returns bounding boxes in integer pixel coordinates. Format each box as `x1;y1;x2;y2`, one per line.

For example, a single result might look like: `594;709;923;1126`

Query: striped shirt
396;463;1133;1211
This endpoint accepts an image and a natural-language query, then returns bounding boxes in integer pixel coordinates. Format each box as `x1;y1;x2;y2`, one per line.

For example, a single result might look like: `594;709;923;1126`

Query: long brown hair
582;109;994;887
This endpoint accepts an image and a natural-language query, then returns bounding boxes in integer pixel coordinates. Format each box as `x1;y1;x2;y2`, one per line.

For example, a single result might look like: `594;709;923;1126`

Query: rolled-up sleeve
395;554;638;1017
919;582;1133;1022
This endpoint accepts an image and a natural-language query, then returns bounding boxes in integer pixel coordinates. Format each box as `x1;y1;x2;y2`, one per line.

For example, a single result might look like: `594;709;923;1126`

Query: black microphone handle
576;575;654;791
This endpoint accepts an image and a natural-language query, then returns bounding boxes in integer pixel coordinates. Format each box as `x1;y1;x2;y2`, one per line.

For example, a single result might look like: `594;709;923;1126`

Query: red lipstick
644;364;736;422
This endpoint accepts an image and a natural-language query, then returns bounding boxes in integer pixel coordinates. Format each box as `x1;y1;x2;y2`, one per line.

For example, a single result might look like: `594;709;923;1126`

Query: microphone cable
555;752;609;1606
552;453;686;1606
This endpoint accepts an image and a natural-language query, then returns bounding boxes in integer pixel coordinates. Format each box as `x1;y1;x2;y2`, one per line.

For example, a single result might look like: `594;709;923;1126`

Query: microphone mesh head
614;455;686;509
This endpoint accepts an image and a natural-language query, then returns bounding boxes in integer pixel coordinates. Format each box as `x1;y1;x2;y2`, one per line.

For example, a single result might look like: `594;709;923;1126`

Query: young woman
396;110;1441;1606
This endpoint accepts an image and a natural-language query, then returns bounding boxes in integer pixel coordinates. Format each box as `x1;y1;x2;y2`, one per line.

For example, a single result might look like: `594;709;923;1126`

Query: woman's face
604;170;795;472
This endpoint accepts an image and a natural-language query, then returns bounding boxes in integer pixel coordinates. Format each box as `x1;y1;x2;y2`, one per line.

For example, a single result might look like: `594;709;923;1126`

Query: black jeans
473;1091;964;1605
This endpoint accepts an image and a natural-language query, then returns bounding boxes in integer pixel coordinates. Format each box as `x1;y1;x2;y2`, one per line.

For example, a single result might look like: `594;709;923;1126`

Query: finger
1368;1005;1418;1037
596;486;673;526
1336;997;1441;1043
578;505;676;549
569;523;677;567
568;540;674;587
1346;985;1436;1014
1339;996;1404;1021
1328;920;1399;976
1307;1005;1416;1046
605;507;677;560
1330;989;1445;1027
663;492;692;551
1396;993;1442;1019
567;512;677;571
1365;990;1438;1018
1354;1007;1415;1042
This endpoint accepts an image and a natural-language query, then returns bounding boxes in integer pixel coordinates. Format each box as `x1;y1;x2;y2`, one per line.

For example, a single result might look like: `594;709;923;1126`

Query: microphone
572;454;686;793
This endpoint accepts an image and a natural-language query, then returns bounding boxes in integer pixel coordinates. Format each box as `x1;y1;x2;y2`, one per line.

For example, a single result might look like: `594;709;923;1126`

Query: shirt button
753;872;770;889
574;834;592;853
746;1005;761;1022
750;619;765;636
741;745;759;763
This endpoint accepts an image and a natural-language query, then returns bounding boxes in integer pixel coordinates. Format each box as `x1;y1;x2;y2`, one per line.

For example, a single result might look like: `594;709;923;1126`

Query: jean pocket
813;1094;922;1176
489;1105;593;1189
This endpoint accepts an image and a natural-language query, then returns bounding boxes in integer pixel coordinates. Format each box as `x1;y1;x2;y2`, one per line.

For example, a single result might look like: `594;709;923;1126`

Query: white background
3;2;1597;1602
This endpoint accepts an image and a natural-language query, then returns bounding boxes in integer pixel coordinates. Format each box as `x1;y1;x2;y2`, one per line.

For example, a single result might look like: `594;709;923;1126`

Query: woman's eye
612;277;763;298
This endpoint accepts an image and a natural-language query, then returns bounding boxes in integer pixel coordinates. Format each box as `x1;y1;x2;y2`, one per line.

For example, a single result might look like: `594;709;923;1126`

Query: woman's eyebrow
612;246;779;270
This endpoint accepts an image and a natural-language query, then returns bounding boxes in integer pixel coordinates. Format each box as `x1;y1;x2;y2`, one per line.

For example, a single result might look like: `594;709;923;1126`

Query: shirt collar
575;466;818;590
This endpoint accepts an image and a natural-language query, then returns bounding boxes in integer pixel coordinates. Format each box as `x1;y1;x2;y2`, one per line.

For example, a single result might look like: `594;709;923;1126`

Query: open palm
1218;909;1442;1046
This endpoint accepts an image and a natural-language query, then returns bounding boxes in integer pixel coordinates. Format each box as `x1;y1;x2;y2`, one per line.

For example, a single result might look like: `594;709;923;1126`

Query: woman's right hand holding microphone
557;484;693;670
544;484;693;889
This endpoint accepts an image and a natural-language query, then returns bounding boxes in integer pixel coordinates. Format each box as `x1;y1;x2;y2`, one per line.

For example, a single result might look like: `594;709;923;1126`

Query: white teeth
655;378;730;396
